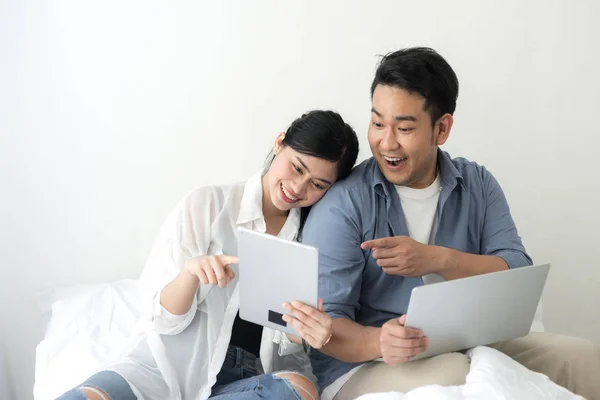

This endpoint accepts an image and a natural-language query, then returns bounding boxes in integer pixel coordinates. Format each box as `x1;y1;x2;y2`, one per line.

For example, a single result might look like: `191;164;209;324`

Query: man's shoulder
442;151;494;186
330;157;378;193
309;158;377;215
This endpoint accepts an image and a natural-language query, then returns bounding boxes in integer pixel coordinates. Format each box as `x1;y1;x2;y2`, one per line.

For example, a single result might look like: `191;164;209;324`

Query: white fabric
34;279;143;400
394;175;443;285
353;346;583;400
108;171;307;400
394;174;441;246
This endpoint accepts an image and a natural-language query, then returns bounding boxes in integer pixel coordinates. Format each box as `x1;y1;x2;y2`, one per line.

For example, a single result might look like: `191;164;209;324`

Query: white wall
1;0;599;398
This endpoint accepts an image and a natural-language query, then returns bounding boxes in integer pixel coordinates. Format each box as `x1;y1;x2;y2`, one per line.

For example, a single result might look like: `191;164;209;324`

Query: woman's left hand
282;299;332;349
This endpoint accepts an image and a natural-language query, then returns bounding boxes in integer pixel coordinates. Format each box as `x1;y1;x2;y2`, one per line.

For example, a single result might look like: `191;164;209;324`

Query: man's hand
380;315;428;366
361;236;437;277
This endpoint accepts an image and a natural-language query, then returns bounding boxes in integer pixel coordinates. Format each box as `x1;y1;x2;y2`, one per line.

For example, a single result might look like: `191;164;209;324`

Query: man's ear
434;114;453;146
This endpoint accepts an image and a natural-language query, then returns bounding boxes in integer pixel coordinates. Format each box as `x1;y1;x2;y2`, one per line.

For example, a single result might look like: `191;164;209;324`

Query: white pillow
34;279;143;400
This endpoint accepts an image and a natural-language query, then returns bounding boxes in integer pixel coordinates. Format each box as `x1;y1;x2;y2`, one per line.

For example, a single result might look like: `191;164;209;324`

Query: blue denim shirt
302;150;533;391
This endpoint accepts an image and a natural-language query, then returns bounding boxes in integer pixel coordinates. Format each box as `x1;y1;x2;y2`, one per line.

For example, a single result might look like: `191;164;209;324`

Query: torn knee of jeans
273;371;305;380
272;373;317;400
80;386;112;400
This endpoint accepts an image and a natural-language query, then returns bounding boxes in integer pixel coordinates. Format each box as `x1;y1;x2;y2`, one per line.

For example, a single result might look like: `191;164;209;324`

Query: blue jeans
209;346;302;399
56;370;136;400
56;346;302;400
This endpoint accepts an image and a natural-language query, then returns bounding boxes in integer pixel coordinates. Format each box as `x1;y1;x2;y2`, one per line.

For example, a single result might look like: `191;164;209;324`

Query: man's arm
434;248;509;280
436;167;532;279
364;168;532;281
301;183;379;362
318;318;381;363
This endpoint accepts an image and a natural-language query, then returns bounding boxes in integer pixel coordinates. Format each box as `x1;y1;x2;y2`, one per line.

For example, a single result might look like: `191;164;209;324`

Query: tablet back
238;227;319;335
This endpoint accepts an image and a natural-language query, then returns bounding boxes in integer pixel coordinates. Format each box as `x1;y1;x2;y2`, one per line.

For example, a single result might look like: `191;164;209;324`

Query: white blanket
34;279;143;400
356;346;582;400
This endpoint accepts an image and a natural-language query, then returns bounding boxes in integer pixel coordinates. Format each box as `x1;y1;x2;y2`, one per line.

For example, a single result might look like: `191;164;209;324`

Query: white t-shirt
108;172;310;400
395;175;445;286
395;174;441;245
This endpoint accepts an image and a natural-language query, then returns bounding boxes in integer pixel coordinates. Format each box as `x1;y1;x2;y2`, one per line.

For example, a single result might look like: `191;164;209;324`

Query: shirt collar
236;171;301;238
372;149;464;197
236;171;266;225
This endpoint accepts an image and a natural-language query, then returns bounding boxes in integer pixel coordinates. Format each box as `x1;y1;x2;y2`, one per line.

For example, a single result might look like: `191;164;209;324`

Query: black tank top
229;312;263;357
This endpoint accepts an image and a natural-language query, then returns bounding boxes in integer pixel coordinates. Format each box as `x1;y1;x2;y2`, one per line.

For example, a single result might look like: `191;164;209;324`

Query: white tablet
404;263;550;361
237;227;319;335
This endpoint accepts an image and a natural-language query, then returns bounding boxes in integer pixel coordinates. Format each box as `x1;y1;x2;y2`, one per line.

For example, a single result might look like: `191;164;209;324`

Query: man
300;47;600;399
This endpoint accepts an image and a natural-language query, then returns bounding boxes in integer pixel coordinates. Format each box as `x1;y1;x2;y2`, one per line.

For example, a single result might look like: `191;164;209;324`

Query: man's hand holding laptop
362;236;433;365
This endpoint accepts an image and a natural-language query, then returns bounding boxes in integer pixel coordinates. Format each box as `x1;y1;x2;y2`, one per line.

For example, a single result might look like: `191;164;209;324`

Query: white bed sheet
34;279;142;400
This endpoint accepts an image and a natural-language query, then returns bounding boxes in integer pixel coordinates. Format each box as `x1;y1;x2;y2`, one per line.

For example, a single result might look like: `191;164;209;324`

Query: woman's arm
159;268;200;315
139;187;220;335
160;255;238;315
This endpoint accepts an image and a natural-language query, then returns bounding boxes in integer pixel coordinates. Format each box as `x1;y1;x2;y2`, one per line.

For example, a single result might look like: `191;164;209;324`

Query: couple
58;47;600;400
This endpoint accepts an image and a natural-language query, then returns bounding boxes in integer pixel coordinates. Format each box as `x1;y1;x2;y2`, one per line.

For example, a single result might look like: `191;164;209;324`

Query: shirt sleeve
139;187;218;335
301;184;365;322
480;168;533;268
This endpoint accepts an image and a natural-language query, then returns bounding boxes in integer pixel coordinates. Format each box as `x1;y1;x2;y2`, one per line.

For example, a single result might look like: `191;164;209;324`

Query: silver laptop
404;263;550;361
237;227;319;336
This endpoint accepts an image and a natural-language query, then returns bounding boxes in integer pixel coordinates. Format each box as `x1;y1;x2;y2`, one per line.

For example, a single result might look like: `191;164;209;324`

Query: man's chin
380;169;410;186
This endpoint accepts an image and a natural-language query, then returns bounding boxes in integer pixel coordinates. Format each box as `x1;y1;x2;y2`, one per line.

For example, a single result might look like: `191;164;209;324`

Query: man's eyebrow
395;115;417;122
371;107;417;122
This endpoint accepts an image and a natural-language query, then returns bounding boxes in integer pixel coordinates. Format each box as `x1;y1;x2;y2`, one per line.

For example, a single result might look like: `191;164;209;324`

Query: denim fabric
56;346;303;400
209;346;302;400
56;370;136;400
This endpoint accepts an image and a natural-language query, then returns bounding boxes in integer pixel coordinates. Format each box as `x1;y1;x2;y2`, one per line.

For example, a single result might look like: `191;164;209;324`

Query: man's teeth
281;183;298;201
384;156;406;162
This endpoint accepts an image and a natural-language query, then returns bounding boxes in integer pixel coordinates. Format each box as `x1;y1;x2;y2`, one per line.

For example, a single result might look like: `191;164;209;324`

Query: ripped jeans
56;346;303;400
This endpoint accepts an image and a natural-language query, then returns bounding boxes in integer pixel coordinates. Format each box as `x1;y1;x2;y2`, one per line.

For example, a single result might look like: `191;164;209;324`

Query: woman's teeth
281;183;299;201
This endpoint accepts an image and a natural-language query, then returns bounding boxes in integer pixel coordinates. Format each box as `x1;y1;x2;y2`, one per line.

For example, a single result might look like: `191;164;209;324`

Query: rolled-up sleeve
139;188;216;335
302;184;365;321
480;168;533;268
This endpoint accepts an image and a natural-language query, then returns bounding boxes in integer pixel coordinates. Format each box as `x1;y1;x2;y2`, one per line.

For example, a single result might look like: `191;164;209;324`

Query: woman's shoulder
182;180;246;207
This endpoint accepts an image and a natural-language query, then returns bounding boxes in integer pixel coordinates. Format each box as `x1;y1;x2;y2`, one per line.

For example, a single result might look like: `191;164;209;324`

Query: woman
58;110;359;400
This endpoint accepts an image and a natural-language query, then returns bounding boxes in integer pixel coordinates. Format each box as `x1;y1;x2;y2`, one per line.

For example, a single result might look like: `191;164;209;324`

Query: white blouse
108;172;313;400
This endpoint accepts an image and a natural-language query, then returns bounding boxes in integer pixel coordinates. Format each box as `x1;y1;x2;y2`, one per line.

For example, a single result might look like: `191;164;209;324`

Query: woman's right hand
184;255;238;288
282;299;333;349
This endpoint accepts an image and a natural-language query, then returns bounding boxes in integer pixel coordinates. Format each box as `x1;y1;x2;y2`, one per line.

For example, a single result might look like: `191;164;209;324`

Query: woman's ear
273;132;286;155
